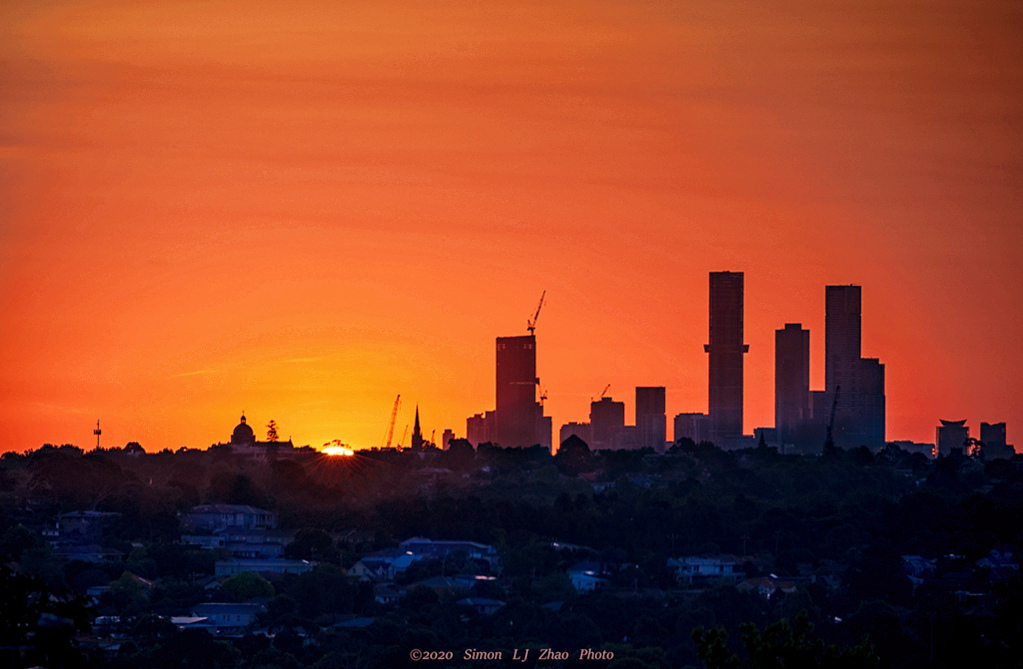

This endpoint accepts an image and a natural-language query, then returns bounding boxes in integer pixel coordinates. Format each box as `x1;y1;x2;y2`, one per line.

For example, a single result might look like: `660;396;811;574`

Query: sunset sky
2;0;1020;453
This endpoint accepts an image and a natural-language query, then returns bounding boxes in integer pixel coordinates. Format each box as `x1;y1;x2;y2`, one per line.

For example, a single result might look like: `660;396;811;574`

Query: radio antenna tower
94;420;102;449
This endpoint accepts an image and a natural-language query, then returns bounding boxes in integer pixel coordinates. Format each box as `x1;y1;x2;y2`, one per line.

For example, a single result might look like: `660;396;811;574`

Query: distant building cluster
936;420;1013;459
768;284;886;453
557;387;667;451
453;272;1013;457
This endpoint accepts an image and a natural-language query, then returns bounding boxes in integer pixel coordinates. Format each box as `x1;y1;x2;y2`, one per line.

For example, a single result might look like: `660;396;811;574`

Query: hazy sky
2;0;1021;452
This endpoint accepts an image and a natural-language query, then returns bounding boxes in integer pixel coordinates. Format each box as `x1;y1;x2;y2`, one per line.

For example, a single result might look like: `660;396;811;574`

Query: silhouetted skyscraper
636;386;667;451
980;422;1014;459
860;358;885;448
825;285;885;449
674;412;710;445
775;323;810;447
826;285;861;414
706;271;748;443
495;335;551;450
466;411;495;446
981;422;1007;448
936;419;968;456
590;396;625;450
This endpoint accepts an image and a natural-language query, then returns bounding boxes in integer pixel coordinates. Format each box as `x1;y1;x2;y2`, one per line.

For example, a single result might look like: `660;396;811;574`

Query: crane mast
384;394;401;449
527;290;546;335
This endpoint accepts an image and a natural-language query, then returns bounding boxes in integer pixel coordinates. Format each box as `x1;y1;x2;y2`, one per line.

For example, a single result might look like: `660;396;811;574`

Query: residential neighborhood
1;439;1021;668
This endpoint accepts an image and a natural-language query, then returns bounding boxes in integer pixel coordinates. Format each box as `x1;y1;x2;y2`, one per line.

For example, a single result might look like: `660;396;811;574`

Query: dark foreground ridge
2;439;1021;668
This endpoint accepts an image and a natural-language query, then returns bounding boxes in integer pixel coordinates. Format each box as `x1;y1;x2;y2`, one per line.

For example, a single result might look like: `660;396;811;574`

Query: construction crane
398;424;409;449
526;290;546;335
383;394;401;449
824;385;840;452
592;384;611;402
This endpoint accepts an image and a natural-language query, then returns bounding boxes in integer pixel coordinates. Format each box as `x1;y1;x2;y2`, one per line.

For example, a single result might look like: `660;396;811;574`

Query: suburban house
737;576;797;598
457;597;506;616
667;555;739;584
348;549;419;582
185;602;265;633
182;527;293;559
214;558;314;577
567;562;609;592
398;538;501;573
181;504;276;533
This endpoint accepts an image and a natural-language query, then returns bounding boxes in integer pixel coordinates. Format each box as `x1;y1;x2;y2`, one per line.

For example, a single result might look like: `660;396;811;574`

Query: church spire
411;405;424;451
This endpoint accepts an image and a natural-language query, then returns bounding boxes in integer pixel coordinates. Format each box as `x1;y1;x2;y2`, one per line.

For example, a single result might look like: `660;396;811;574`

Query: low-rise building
737;577;797;599
349;549;419;581
667;556;739;584
457;598;505;616
188;602;265;632
182;528;292;559
182;504;276;533
397;537;500;572
214;558;314;577
567;562;609;592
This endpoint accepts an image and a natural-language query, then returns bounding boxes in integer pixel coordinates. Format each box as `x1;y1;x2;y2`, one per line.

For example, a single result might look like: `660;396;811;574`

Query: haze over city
2;0;1021;453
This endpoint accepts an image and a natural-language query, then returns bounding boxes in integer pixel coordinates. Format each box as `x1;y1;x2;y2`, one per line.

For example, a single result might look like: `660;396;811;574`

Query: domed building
214;413;294;460
231;415;256;445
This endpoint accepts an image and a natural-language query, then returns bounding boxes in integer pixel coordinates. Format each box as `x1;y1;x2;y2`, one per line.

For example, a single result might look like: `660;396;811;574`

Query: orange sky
1;0;1021;452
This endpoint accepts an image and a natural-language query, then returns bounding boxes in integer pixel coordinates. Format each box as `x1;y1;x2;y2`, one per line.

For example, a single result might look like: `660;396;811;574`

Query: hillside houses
349;538;501;582
667;555;740;584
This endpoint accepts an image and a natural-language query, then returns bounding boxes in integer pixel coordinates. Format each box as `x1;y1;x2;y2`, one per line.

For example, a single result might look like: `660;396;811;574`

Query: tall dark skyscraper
825;285;885;449
706;271;748;443
635;386;667;451
495;335;551;450
825;285;862;416
775;323;810;447
860;357;885;447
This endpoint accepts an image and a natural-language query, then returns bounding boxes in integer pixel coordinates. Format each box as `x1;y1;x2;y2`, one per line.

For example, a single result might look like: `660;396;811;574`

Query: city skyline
1;0;1020;452
3;273;1014;454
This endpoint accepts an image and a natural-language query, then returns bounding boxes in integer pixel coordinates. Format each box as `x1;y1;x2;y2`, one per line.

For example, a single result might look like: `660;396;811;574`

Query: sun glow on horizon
321;444;355;457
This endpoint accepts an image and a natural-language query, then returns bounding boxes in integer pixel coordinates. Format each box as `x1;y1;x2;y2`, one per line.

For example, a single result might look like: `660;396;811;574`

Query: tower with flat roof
826;285;862;417
936;419;968;457
590;396;625;450
705;272;748;444
495;334;550;450
824;285;885;449
636;386;667;451
775;323;810;447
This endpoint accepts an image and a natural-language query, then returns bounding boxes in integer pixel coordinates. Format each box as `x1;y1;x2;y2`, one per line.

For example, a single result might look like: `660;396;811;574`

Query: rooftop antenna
527;290;546;335
93;420;102;449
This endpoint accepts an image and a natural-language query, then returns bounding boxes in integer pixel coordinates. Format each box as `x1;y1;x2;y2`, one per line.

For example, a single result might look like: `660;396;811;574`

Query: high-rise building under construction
494;335;552;450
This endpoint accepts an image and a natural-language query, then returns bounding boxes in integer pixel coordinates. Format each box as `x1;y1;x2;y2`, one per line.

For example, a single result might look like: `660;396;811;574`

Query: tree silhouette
693;612;877;669
266;420;279;442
